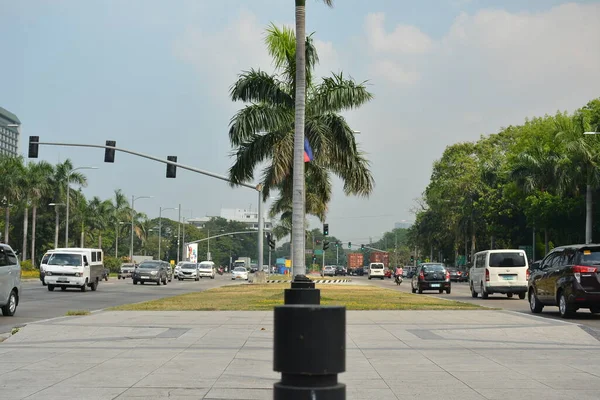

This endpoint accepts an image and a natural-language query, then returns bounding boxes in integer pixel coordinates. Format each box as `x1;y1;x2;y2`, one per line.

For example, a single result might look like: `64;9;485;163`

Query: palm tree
290;0;333;275
50;160;87;248
109;189;131;257
0;156;24;247
228;22;373;276
20;160;53;262
84;196;112;248
555;111;599;243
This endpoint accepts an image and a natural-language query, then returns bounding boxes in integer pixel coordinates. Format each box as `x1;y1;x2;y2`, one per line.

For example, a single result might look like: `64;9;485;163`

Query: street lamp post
115;221;125;258
65;166;97;247
130;195;152;262
158;206;177;261
48;203;65;249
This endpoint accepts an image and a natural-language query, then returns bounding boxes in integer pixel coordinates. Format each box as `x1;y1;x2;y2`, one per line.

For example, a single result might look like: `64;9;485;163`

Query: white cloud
372;60;421;85
365;12;434;54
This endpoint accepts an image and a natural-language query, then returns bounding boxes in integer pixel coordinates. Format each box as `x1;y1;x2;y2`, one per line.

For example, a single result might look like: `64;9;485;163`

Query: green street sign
314;250;323;256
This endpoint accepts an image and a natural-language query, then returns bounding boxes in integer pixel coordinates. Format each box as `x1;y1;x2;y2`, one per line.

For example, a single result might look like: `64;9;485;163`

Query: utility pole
176;205;181;263
336;243;339;266
322;249;325;271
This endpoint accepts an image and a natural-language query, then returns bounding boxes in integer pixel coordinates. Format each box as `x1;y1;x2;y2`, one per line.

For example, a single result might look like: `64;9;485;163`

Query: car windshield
48;253;82;266
138;262;160;269
234;267;246;272
579;248;600;264
182;263;196;269
198;263;213;269
422;264;445;272
489;253;526;267
122;264;134;268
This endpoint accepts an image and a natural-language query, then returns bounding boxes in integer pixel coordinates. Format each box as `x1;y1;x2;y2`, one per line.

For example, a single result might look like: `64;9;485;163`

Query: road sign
285;259;291;267
314;250;323;256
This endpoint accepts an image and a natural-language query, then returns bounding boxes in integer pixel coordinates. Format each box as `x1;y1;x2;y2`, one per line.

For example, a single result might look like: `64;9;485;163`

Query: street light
48;203;65;249
130;195;152;262
158;206;177;261
65;166;98;247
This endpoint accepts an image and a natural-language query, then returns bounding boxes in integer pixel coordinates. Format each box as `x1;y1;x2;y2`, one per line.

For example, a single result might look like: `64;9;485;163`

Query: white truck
233;257;252;271
44;248;105;292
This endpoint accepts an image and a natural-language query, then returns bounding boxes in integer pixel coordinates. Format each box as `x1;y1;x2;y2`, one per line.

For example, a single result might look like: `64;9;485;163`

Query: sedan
411;263;451;294
178;262;200;281
232;267;249;281
322;266;335;277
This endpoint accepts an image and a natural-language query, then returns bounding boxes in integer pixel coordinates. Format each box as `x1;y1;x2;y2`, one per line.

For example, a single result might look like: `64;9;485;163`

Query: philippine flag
304;137;314;162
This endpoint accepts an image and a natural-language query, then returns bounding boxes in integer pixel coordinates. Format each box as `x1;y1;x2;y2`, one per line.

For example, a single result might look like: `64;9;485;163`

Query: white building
0;107;20;157
187;208;272;231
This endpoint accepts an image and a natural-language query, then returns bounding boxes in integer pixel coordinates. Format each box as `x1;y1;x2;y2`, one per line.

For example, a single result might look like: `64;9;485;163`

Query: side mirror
84;262;89;267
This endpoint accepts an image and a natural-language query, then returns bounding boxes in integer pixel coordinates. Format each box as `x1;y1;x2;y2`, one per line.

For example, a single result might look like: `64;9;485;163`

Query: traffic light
361;244;365;250
323;223;329;236
28;136;39;158
410;255;415;263
266;233;275;250
323;240;330;251
348;242;351;249
104;140;116;163
166;156;177;178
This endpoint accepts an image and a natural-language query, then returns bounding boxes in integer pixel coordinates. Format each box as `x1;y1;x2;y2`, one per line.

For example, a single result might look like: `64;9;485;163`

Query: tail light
526;269;530;280
573;265;597;283
419;271;424;280
485;269;490;282
445;271;450;281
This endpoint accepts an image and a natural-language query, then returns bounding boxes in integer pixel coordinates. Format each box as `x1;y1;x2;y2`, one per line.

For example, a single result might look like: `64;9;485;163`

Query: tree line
408;98;600;265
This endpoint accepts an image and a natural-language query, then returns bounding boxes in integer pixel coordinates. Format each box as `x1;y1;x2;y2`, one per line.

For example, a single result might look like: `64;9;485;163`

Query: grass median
110;284;484;311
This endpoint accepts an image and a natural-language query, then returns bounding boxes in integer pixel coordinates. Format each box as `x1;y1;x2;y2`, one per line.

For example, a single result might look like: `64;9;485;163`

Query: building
187;208;272;231
0;107;21;157
394;221;412;229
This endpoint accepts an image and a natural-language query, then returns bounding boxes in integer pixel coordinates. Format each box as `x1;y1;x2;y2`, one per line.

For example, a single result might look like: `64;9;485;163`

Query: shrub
104;256;122;273
20;260;35;271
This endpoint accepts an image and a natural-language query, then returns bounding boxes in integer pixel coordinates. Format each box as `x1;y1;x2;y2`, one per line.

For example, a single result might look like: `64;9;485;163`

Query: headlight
75;272;83;277
150;271;158;275
46;271;52;276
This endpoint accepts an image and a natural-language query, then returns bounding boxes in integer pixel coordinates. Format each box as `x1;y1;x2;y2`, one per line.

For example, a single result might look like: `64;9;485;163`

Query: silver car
0;244;21;316
178;262;200;281
118;263;136;279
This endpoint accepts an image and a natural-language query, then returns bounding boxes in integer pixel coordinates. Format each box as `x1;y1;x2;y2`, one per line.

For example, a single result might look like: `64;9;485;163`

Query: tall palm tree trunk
54;207;59;249
4;207;10;245
22;206;29;261
31;206;38;265
586;183;593;244
544;228;549;255
292;0;307;278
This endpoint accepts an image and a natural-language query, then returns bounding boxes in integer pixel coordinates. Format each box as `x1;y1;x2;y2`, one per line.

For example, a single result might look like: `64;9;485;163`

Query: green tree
0;156;24;246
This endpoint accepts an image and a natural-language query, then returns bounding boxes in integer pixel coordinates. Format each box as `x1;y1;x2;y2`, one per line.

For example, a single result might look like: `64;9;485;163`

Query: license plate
57;280;68;283
503;275;516;280
431;283;440;287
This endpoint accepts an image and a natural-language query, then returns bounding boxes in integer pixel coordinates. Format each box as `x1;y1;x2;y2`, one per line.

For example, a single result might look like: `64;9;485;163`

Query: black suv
528;244;600;318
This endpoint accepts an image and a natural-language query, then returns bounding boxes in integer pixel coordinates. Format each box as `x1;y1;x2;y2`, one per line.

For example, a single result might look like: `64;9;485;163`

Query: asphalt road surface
0;274;238;334
360;275;600;333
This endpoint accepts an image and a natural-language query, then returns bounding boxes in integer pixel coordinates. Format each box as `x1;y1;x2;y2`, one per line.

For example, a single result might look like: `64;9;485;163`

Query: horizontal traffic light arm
29;139;258;190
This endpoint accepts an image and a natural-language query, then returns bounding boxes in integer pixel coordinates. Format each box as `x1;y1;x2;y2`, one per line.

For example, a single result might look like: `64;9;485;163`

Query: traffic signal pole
336;244;339;265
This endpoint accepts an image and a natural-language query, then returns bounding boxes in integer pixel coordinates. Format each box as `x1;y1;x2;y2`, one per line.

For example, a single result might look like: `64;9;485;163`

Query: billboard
186;243;198;263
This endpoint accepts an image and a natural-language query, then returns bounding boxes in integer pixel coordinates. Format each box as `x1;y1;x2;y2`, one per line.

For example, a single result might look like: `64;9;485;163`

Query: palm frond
229;103;293;146
229;69;293;107
309;72;373;114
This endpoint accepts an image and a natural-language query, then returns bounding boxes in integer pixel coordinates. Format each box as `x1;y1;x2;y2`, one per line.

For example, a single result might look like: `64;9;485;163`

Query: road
0;275;237;334
360;275;600;332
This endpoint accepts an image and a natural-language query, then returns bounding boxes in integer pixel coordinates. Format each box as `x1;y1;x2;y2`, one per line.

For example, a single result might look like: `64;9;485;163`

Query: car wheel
104;276;108;281
368;277;371;280
590;307;600;314
90;280;98;291
446;287;451;294
163;278;168;285
507;293;513;298
411;285;416;294
481;284;488;299
529;289;543;313
558;291;574;318
1;290;17;316
133;280;138;285
195;277;199;281
80;283;87;292
470;282;478;298
211;276;214;279
48;285;55;292
518;292;526;300
61;286;67;291
141;281;145;285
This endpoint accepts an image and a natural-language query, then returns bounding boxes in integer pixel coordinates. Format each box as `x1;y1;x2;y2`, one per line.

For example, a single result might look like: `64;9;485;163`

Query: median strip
109;284;484;311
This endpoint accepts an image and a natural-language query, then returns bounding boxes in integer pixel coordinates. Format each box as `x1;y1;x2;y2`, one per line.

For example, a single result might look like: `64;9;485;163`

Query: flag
304;137;314;162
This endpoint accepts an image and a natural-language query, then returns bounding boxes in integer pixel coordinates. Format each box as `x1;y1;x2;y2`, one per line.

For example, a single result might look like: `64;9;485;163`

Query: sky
1;0;600;245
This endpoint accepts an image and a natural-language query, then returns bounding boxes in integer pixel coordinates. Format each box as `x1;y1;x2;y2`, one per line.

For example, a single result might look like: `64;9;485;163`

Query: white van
470;249;529;299
44;248;104;292
39;250;55;286
368;262;385;280
198;261;215;279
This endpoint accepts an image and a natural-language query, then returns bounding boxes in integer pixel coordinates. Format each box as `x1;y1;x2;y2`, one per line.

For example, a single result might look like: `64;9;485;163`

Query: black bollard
273;304;346;399
284;274;320;305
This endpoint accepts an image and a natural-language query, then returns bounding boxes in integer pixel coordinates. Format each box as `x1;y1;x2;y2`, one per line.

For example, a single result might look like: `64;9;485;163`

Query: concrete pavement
2;309;600;399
